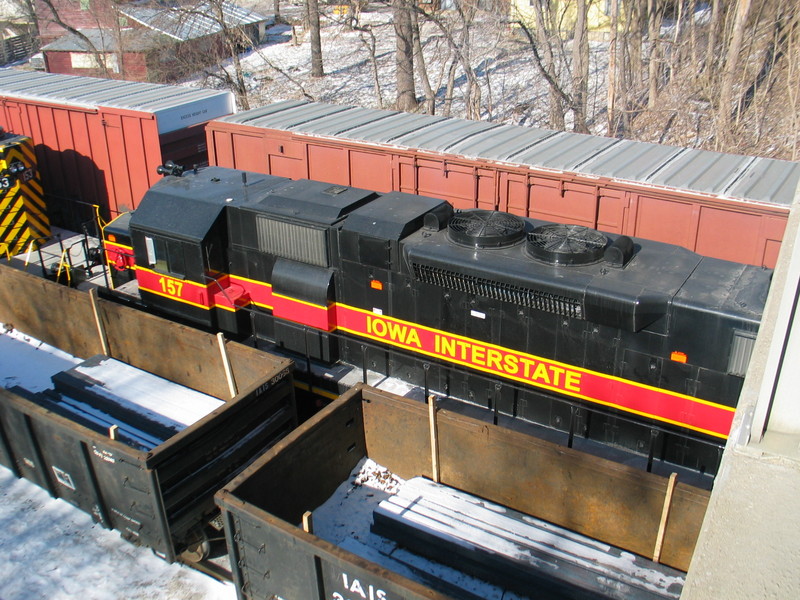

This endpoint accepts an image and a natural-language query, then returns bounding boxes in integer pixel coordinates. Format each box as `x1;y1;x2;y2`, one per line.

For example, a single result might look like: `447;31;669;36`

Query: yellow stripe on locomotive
0;130;50;259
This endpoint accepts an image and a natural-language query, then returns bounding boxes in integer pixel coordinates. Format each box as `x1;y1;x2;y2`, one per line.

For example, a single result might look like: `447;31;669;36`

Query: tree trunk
607;0;619;136
358;25;384;109
646;0;663;108
394;0;417;111
571;0;590;132
274;0;282;23
716;0;752;144
618;0;644;132
411;7;435;114
443;57;458;117
308;0;324;77
529;1;565;129
705;0;721;74
38;0;112;78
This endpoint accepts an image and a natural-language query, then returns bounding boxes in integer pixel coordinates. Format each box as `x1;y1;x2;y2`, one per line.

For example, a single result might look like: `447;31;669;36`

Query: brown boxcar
0;68;234;226
207;100;799;268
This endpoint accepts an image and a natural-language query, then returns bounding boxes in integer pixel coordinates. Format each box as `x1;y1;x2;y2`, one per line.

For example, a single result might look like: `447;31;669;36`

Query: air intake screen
728;331;756;377
413;263;583;318
256;216;329;267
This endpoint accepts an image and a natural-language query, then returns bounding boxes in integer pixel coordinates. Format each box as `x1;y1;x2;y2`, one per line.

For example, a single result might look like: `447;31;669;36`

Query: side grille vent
256;216;329;267
413;263;583;319
728;331;756;377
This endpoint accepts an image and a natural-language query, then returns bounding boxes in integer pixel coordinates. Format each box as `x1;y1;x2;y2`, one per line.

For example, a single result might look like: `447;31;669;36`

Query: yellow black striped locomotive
0;129;49;258
104;166;771;473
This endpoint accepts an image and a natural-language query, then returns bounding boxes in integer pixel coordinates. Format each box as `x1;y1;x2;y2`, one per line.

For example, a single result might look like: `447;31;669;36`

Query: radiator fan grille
447;210;526;249
527;224;608;265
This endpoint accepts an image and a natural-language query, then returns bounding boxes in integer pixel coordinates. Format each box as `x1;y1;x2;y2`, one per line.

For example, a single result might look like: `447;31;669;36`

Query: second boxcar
206;100;798;268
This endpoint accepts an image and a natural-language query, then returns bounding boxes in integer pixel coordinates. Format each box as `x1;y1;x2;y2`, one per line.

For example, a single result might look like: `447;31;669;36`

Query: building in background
35;0;271;82
0;0;37;66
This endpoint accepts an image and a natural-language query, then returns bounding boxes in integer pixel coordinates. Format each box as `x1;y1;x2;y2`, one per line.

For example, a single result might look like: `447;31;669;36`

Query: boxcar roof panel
648;148;755;196
449;124;556;160
726;158;800;206
392;119;501;152
511;132;621;171
217;99;310;126
296;107;400;136
344;111;450;143
579;139;686;182
0;68;232;117
242;102;351;130
217;100;800;207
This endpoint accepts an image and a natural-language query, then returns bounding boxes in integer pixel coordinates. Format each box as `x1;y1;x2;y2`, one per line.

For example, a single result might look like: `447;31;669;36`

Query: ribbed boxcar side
206;100;797;268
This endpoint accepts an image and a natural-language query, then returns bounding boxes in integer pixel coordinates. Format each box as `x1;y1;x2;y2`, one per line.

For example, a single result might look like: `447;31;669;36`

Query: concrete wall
682;180;800;597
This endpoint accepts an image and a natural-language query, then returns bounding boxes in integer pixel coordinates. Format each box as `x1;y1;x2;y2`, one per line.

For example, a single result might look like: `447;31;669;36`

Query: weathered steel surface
0;266;297;560
0;264;288;398
362;387;708;572
222;390;366;527
373;387;705;570
218;384;708;600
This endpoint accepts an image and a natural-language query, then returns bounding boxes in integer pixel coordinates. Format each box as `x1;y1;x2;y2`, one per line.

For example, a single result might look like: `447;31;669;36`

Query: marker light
671;351;688;363
370;279;383;291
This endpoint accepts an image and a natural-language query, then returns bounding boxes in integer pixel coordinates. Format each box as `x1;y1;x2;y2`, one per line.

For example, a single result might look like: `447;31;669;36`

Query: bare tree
308;0;324;76
716;0;752;145
37;0;113;77
514;18;570;129
571;0;589;132
394;0;417;111
607;0;620;135
646;0;664;108
787;12;800;159
356;23;385;108
515;1;567;129
704;0;722;74
417;0;481;120
151;0;264;109
410;7;435;114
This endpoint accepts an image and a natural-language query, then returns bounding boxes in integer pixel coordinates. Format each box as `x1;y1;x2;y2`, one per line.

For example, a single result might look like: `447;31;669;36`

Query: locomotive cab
128;167;288;331
130;187;229;328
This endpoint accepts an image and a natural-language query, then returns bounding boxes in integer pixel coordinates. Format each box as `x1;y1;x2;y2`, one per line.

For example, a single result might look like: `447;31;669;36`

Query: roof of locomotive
232;179;379;226
401;214;765;332
129;167;288;242
342;191;453;240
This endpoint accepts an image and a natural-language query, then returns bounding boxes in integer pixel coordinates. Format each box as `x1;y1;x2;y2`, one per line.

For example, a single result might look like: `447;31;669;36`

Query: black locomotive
103;166;771;473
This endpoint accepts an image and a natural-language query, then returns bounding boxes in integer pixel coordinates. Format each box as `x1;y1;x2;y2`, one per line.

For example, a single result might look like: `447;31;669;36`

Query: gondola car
103;165;771;472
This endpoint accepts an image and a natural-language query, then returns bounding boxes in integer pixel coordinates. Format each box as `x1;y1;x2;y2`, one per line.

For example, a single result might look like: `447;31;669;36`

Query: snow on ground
185;3;611;133
73;357;225;429
0;466;235;600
